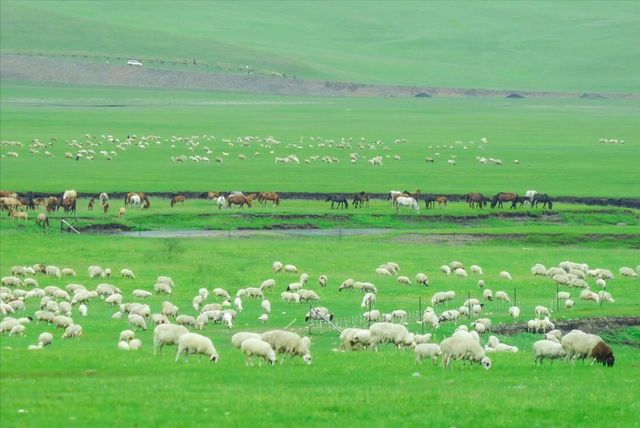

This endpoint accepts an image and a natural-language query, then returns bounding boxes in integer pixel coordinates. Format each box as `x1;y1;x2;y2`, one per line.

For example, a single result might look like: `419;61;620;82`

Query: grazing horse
88;198;95;211
403;189;422;199
423;194;438;209
61;198;77;214
125;192;150;209
170;195;186;207
18;196;36;210
215;196;228;210
490;192;518;209
533;194;553;209
227;194;255;209
466;193;486;209
352;191;369;208
512;196;530;208
103;202;109;214
207;191;219;201
436;196;448;208
46;196;59;213
395;197;420;213
259;192;280;207
99;192;109;205
325;195;349;210
130;194;142;209
387;191;403;204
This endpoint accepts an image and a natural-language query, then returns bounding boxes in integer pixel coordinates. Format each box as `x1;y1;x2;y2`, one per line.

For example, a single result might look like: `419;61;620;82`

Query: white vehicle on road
127;60;143;67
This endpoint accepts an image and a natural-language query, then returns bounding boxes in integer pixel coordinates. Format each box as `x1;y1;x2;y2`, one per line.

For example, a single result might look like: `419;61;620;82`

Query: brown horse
103;202;109;214
88;198;95;211
259;192;280;207
466;193;486;209
207;191;219;201
61;198;77;214
227;194;256;209
392;193;410;206
352;191;370;208
46;196;59;213
436;196;448;208
171;195;186;207
490;192;518;209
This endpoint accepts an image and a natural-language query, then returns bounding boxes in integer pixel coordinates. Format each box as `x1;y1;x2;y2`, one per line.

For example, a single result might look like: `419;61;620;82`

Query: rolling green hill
2;1;639;92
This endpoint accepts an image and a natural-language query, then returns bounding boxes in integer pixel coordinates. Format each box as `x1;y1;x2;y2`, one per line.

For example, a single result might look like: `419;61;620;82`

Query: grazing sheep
557;291;571;300
118;341;131;351
318;275;328;287
340;328;370;351
46;266;61;279
272;262;283;273
495;291;510;302
440;266;451;275
440;330;491;370
391;310;407;323
415;273;429;286
261;330;312;365
483;289;493;301
157;276;175;287
455;268;468;278
397;276;412;286
376;268;392;276
535;306;551;318
154;283;172;295
234;297;243;312
38;332;53;347
450;261;464;269
153;324;189;355
422;313;440;329
470;265;483;275
431;291;455;306
53;315;74;330
561;330;614;367
231;332;262;349
281;292;300;303
361;293;376;308
120;330;135;342
533;340;566;364
105;294;123;305
414;334;432;344
133;289;152;299
284;264;298;273
260;279;276;291
257;314;269;324
61;268;76;277
120;269;135;279
213;288;230;300
598;291;615;303
509;306;520;319
619;267;637;277
62;324;83;339
286;282;302;292
299;273;309;285
363;323;415;351
175;333;219;363
78;304;88;317
9;324;25;337
414;344;442;365
499;271;512;280
260;300;271;313
531;265;548;276
244;287;264;299
176;315;197;329
579;289;600;304
363;310;381;322
128;314;147;331
129;339;142;350
241;338;277;366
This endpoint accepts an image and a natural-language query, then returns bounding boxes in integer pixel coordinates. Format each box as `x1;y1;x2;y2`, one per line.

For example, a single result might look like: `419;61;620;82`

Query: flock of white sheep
2;257;636;369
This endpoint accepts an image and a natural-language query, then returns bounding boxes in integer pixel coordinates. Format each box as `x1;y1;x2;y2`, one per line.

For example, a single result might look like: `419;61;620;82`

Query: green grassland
1;234;640;428
2;81;639;196
2;1;640;92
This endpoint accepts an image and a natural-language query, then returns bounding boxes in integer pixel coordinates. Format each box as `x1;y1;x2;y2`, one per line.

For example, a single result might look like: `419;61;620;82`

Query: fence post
419;297;423;334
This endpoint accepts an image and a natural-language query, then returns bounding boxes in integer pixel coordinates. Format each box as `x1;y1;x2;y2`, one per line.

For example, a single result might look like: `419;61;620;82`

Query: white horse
395;197;419;213
130;194;142;209
63;189;77;200
230;191;244;197
525;190;537;204
99;192;109;205
388;190;402;205
216;196;228;210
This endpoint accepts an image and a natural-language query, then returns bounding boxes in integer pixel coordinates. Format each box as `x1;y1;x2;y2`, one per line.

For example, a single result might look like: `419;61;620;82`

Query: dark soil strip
2;55;639;100
493;316;640;336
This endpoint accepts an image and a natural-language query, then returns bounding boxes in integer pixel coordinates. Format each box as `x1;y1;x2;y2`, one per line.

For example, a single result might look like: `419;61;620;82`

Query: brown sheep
591;341;615;367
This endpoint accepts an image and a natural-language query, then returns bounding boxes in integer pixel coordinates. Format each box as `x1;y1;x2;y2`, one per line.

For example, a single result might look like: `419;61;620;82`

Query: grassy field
1;234;639;427
2;81;639;197
2;1;640;93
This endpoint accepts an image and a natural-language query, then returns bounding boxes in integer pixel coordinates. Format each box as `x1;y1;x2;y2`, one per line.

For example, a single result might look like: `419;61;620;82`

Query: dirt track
2;55;639;99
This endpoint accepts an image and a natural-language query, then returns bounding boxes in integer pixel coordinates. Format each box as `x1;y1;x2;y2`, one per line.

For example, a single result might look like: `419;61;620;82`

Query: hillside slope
1;1;639;92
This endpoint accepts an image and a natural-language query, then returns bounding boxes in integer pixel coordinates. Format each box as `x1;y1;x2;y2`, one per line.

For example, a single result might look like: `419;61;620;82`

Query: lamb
414;344;442;365
284;264;298;273
508;306;520;319
499;271;512;280
272;262;283;273
175;333;219;363
397;276;412;286
258;314;269;324
318;275;328;287
363;310;381;322
535;306;551;318
415;273;429;286
619;267;637;277
129;339;142;350
213;288;230;300
62;324;83;339
261;300;271;313
133;289;152;299
261;330;312;365
120;330;135;342
440;330;491;370
231;332;262;349
176;315;197;329
128;314;147;331
532;339;566;364
562;330;614;366
153;324;189;355
495;291;510;302
241;338;277;366
234;297;243;311
38;332;53;347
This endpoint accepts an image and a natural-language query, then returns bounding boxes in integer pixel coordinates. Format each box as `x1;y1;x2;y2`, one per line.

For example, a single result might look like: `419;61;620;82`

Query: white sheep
499;271;512;280
261;330;311;365
157;276;175;287
118;341;131;350
535;306;551;318
120;330;135;342
129;339;142;350
619;267;637;277
234;297;243;312
533;339;566;364
176;315;197;329
9;324;25;336
53;315;74;330
397;276;411;286
561;330;612;366
557;291;571;300
38;332;53;347
422;313;440;330
261;300;271;313
260;279;276;291
363;322;415;351
46;266;61;279
483;289;493;301
175;333;219;363
297;289;319;302
244;287;264;299
128;314;147;331
455;268;468;278
213;288;230;300
318;275;327;287
361;293;376;308
509;306;520;319
241;338;277;366
415;273;429;286
120;269;135;279
62;324;83;339
340;328;370;351
272;261;283;273
363;310;380;322
231;332;262;348
154;282;172;295
414;334;432;344
470;265;483;275
531;265;548;276
61;268;76;277
414;343;441;365
133;289;152;299
223;312;233;329
440;330;491;370
391;310;407;323
440;265;451;275
300;273;309;284
284;264;298;273
281;292;300;303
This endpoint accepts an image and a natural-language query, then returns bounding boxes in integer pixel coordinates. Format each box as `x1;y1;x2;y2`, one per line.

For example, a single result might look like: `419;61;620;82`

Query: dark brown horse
125;192;151;209
352;191;369;208
466;193;486;209
170;195;186;207
46;196;59;213
325;195;349;209
436;196;448;208
491;192;518;209
88;198;95;211
61;198;77;214
533;194;553;209
259;192;280;207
